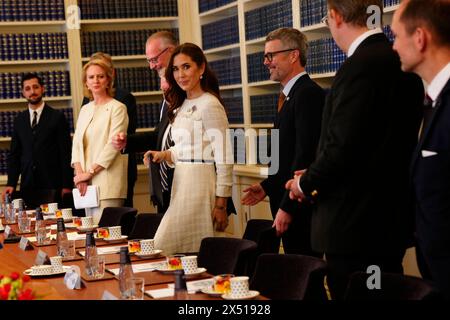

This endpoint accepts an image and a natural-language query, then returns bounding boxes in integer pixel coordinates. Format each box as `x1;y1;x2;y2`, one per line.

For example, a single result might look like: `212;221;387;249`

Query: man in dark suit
81;52;137;208
1;73;73;209
392;0;450;299
241;27;325;255
286;0;424;299
112;31;178;214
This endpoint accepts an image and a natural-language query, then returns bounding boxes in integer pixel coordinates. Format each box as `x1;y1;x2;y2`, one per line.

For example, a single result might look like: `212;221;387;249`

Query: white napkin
168;278;213;292
107;261;167;275
145;287;197;299
78;245;126;257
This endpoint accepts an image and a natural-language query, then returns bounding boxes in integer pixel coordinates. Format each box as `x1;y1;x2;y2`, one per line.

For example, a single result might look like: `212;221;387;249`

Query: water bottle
118;247;134;299
56;218;68;256
84;231;98;277
174;269;189;300
35;208;47;245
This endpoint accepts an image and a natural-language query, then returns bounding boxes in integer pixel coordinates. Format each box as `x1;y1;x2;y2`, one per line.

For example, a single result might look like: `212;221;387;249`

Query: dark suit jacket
411;79;450;261
82;87;137;186
260;74;325;218
299;33;423;255
7;104;73;192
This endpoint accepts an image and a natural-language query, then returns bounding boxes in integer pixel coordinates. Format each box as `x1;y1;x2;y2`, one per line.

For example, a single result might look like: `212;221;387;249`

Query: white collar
427;62;450;104
282;71;307;97
28;101;45;116
347;28;383;57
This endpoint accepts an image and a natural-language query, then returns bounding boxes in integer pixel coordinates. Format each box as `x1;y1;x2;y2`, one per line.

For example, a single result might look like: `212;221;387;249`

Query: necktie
277;91;286;112
160;126;174;191
419;94;433;141
31;111;38;129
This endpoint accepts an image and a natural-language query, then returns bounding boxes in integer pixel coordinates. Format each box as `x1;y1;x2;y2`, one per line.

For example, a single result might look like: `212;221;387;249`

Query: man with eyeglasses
112;31;177;214
286;0;424;300
242;27;325;256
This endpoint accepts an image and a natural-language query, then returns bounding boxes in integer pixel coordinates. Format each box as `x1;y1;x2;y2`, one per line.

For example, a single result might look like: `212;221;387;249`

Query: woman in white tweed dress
147;43;233;255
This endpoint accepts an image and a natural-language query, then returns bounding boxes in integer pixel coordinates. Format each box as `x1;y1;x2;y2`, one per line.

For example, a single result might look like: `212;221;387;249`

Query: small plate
24;266;71;278
156;267;207;278
201;287;224;297
102;235;128;243
134;249;163;259
76;225;99;232
222;290;260;300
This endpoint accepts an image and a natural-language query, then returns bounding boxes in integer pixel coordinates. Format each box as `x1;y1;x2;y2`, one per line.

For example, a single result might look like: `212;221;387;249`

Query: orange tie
277;91;286;112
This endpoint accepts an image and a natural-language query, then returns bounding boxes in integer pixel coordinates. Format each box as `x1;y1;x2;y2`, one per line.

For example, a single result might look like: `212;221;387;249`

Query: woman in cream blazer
72;57;128;224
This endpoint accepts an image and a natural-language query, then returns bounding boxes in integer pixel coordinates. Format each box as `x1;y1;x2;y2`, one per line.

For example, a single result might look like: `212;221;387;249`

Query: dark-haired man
1;73;73;208
392;0;450;299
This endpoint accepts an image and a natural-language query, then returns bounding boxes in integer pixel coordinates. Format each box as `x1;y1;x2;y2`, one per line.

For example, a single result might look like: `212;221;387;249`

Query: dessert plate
200;287;224;297
222;290;259;300
24;266;71;278
102;235;128;243
135;249;163;259
76;225;99;232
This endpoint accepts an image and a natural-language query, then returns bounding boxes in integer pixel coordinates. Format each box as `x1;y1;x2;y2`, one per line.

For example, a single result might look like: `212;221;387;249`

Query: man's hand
272;208;293;236
286;175;306;202
1;186;14;203
212;207;228;232
241;183;266;206
144;150;169;165
112;132;127;151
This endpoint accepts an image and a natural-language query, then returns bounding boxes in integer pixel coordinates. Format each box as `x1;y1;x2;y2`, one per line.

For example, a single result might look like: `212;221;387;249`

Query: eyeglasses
146;47;169;64
263;48;298;62
321;14;329;26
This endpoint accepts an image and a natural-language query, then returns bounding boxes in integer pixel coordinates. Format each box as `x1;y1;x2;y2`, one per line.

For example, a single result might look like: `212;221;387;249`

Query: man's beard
27;95;43;105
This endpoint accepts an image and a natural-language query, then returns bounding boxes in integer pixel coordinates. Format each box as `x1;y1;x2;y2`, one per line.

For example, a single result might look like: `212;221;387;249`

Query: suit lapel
275;75;308;127
157;101;169;150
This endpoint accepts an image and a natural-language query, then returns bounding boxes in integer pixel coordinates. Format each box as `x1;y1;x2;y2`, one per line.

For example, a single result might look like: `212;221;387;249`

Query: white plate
102;235;128;243
201;287;224;297
24;266;71;278
135;249;163;259
156;266;207;278
76;225;99;232
222;290;260;300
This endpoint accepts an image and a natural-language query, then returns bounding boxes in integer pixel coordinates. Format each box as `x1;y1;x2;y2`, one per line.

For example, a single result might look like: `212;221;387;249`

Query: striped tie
31;111;38;129
160;127;174;191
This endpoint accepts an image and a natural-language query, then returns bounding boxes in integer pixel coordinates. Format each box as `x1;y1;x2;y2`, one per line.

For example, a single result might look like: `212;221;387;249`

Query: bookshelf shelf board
132;91;163;97
0;59;69;66
136;127;156;133
247;80;277;87
0;175;7;185
0;21;65;27
249;123;274;129
309;72;336;79
0;137;11;142
300;22;327;32
384;4;400;13
220;84;242;91
245;37;265;46
0;96;72;104
204;43;240;55
229;124;244;128
82;55;146;62
80;17;178;24
200;1;238;18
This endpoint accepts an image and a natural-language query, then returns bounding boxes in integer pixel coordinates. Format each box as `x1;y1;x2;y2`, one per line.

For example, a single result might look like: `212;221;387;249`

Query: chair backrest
128;213;164;240
249;253;328;300
197;237;257;276
98;207;137;236
242;219;281;277
344;272;442;300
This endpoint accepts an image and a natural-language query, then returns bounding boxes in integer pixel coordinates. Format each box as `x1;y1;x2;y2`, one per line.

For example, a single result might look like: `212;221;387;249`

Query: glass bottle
118;247;134;299
85;231;98;277
35;208;47;245
56;218;68;256
174;269;189;300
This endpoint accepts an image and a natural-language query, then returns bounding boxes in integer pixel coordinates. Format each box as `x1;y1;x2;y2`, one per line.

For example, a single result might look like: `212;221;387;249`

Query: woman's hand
74;172;92;185
76;181;88;196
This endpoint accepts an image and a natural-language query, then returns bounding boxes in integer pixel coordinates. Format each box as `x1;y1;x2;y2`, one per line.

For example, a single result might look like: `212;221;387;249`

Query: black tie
31;111;38;129
160;127;174;191
420;94;434;140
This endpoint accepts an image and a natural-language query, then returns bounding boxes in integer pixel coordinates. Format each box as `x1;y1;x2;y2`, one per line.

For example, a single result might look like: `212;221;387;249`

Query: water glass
126;277;145;300
5;204;16;224
86;255;105;279
35;225;49;245
18;212;31;233
60;239;76;259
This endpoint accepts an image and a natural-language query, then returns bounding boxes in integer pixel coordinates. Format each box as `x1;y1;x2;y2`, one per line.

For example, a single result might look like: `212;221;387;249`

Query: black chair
128;213;164;240
98;207;137;236
197;237;257;276
242;219;281;277
344;271;442;300
250;253;328;300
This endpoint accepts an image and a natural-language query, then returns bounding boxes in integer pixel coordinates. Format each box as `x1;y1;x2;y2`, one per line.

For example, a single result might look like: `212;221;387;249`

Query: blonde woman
72;58;129;224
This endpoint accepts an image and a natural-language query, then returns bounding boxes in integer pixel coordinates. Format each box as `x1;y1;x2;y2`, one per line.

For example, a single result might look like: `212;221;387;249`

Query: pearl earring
200;75;203;79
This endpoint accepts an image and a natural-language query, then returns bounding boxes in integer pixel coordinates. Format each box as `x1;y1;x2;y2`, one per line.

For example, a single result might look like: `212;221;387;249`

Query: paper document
72;186;99;209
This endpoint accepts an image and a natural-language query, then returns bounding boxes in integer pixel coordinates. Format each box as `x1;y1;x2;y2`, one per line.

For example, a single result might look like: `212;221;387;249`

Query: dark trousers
124;178;136;208
325;250;405;300
157;190;171;214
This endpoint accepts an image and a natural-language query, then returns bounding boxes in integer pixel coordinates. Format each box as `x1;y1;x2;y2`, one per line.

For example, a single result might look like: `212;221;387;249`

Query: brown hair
82;58;115;100
327;0;383;27
400;0;450;47
266;27;309;67
164;43;222;123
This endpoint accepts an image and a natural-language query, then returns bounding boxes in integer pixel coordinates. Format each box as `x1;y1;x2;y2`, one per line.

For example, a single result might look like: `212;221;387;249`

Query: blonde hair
82;58;115;100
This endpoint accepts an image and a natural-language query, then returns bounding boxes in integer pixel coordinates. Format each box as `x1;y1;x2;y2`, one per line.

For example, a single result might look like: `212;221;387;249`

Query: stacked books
210;56;241;86
0;0;65;21
250;94;277;124
0;149;9;175
198;0;236;13
202;15;239;50
247;52;269;83
223;96;243;124
306;37;346;75
136;103;160;129
115;67;160;93
300;0;328;27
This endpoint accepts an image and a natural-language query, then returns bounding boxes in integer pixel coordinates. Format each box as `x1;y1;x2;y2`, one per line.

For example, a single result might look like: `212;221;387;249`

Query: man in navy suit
241;27;325;255
286;0;424;299
1;73;73;209
392;0;450;299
